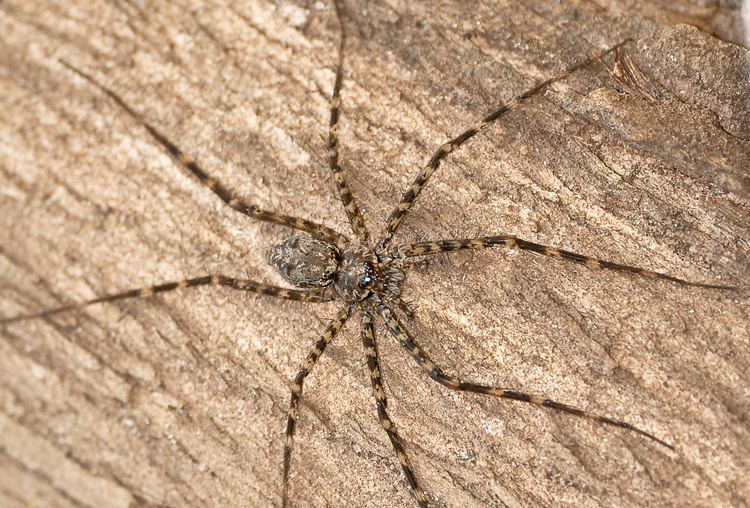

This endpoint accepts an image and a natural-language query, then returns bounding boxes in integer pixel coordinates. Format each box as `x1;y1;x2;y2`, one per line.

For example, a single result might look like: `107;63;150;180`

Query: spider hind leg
0;275;335;324
59;59;345;245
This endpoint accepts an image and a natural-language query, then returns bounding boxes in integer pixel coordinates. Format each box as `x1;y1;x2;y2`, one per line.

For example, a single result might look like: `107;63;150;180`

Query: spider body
269;234;405;304
1;1;735;506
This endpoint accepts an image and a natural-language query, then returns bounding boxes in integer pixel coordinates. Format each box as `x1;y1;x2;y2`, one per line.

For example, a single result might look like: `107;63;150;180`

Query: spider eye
358;275;372;288
358;262;376;289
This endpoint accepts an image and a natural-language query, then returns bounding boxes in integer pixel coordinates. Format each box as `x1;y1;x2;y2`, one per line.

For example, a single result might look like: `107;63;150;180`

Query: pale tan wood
0;1;748;507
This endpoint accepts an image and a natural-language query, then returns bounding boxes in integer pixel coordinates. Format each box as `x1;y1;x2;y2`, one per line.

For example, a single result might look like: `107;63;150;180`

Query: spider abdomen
268;235;340;288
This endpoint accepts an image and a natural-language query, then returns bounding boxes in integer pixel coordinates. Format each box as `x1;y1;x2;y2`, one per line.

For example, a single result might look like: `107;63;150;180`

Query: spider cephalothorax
333;247;405;302
3;2;734;507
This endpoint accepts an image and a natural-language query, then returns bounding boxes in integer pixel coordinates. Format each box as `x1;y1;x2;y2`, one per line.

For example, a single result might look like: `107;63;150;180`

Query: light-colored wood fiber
1;1;748;507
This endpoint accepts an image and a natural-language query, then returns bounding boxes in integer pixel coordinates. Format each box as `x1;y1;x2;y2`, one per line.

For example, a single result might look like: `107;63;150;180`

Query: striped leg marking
283;305;355;508
388;236;734;289
0;275;335;324
362;312;428;507
328;0;370;241
59;60;344;245
376;302;674;450
376;40;633;249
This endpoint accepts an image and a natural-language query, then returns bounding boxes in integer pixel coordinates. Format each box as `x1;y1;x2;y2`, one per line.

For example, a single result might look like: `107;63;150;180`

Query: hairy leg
387;236;734;289
282;305;355;507
60;60;345;245
376;40;632;248
375;301;674;449
361;311;428;507
326;0;370;241
1;275;335;324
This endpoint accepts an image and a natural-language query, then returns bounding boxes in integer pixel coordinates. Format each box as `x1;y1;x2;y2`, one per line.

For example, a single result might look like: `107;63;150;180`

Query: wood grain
1;1;748;507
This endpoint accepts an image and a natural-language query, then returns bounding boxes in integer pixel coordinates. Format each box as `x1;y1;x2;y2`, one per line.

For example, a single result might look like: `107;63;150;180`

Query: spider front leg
375;302;674;450
60;60;345;245
361;311;428;507
326;0;370;242
0;275;335;324
283;305;355;508
376;40;633;249
387;236;734;289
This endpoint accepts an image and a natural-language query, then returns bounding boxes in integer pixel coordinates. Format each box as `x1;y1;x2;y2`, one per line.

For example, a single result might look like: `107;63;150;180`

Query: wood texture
1;1;748;507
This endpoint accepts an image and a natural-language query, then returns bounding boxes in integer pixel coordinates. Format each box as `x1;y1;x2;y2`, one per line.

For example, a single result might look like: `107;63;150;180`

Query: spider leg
361;310;428;507
59;60;345;245
388;236;734;289
327;0;370;242
376;40;632;249
374;301;675;450
1;275;335;324
283;304;355;507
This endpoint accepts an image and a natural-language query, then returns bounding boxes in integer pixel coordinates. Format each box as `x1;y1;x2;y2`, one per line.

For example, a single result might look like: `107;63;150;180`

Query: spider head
335;250;404;303
357;261;377;289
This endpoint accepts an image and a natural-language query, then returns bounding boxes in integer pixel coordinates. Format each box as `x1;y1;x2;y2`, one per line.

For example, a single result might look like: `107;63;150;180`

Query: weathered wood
1;1;748;507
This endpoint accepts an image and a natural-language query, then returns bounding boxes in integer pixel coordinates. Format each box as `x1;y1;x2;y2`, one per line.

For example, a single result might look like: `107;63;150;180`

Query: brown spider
1;1;733;506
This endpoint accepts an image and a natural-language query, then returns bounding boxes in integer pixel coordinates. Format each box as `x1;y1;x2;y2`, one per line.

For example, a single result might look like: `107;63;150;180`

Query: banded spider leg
0;1;736;507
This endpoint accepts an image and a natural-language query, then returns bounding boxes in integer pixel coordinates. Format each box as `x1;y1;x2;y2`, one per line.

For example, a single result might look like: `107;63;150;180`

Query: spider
1;1;734;506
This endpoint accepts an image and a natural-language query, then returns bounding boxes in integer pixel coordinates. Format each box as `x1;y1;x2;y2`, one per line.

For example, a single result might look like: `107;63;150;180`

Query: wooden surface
1;1;748;507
